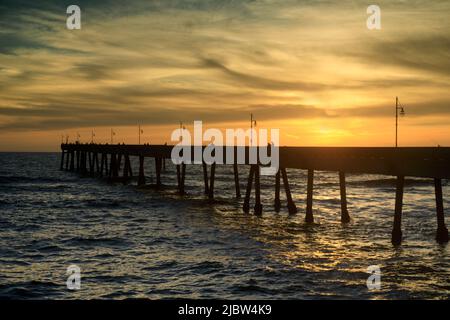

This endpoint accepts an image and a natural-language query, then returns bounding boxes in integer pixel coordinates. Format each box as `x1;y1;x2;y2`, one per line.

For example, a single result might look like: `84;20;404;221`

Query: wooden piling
78;152;83;173
392;175;404;245
305;169;314;222
180;162;186;195
155;157;162;187
110;153;118;178
208;162;216;199
202;162;209;195
243;165;255;213
434;178;449;243
99;153;105;177
138;156;145;186
94;153;100;174
89;152;94;175
65;149;70;170
254;165;262;216
127;156;133;177
60;151;65;170
79;152;84;174
233;163;241;198
107;153;111;178
123;155;131;183
83;151;88;174
274;169;281;212
176;164;181;189
76;151;80;171
70;151;75;171
339;171;351;223
104;154;109;176
281;168;297;215
117;154;122;172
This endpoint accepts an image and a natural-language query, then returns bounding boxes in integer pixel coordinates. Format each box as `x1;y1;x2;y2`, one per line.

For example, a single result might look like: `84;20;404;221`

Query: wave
347;178;433;188
62;236;131;247
0;176;64;184
0;280;62;299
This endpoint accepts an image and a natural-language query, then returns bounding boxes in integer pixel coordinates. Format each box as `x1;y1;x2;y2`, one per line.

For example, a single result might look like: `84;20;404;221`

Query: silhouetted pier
60;144;449;245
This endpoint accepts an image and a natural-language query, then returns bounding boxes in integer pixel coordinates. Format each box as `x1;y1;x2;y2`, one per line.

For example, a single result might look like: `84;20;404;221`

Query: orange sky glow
0;0;449;151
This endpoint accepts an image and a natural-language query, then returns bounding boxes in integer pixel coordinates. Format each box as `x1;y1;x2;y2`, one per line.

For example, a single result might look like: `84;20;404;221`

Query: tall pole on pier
138;125;143;145
111;128;115;144
250;114;257;146
179;121;184;142
91;130;95;144
395;96;405;147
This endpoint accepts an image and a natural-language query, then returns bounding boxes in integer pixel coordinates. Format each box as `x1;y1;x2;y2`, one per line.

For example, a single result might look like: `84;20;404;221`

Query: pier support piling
99;153;105;177
176;164;181;189
392;175;404;245
138;156;145;186
70;151;75;171
122;155;132;183
60;151;65;170
180;162;186;195
202;162;209;195
89;152;94;176
208;163;216;199
155;157;162;187
281;168;297;215
434;178;449;243
109;153;118;179
176;162;185;194
243;165;255;213
78;152;83;173
339;171;351;223
83;151;88;174
233;163;241;198
104;154;109;176
274;169;281;212
254;165;262;215
305;169;314;222
76;151;80;172
94;153;100;174
117;154;122;172
65;149;70;170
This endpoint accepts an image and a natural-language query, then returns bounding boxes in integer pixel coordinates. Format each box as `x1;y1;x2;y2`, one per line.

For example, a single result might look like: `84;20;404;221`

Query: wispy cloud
0;0;449;147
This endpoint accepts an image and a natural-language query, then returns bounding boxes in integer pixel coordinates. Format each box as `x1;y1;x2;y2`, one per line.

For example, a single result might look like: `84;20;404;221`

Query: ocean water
0;152;448;299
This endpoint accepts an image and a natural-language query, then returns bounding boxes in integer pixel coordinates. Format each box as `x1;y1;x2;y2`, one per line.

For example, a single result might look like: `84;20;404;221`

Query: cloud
200;57;329;91
350;35;450;77
2;99;449;132
0;0;449;145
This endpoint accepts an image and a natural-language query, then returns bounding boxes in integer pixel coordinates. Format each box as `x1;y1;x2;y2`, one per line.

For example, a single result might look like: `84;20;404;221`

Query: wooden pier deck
60;143;450;245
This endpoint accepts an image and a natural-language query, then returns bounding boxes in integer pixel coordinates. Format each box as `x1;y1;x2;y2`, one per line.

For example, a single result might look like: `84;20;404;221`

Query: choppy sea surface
0;152;448;299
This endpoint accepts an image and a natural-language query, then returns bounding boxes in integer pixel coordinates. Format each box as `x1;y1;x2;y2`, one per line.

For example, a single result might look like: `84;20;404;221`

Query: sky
0;0;449;151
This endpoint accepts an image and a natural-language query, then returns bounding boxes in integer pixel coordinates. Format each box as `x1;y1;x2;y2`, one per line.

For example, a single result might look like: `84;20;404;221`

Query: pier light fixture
250;113;257;146
138;124;144;145
111;128;116;144
395;97;406;147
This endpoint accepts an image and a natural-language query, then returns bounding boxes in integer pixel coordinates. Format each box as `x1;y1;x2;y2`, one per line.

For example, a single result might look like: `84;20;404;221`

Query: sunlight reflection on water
0;153;448;299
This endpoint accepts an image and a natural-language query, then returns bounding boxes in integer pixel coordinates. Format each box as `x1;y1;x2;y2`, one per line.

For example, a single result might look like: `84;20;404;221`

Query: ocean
0;152;448;299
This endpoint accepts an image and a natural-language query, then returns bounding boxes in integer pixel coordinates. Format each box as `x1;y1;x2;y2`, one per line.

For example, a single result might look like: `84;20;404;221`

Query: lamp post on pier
395;97;406;147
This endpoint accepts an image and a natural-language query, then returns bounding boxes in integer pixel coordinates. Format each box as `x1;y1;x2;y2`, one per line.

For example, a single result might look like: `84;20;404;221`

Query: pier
60;143;450;245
